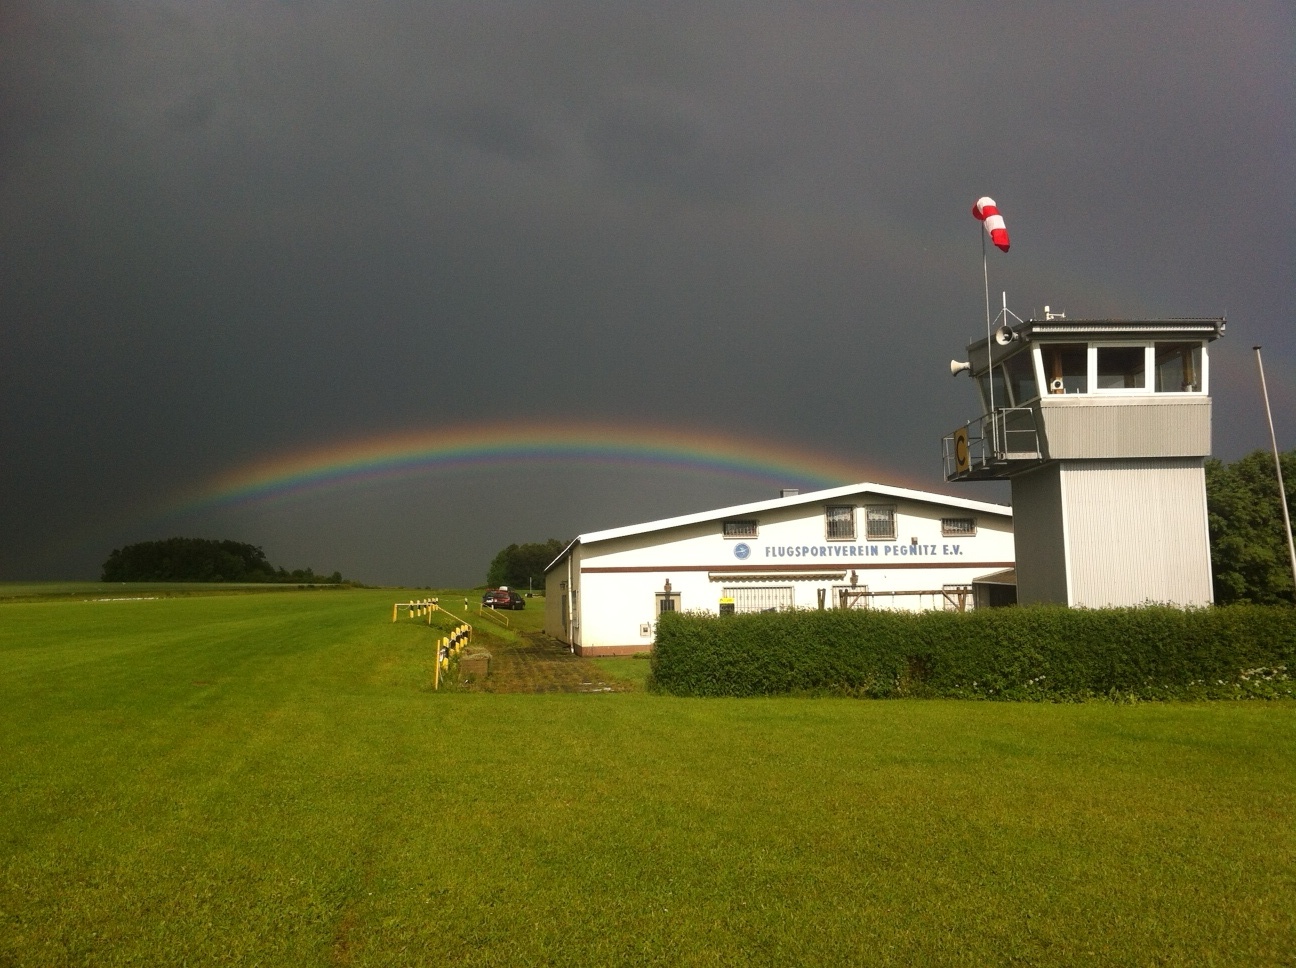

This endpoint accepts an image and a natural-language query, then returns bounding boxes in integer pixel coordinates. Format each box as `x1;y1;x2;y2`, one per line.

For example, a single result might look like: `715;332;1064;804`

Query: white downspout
566;551;575;654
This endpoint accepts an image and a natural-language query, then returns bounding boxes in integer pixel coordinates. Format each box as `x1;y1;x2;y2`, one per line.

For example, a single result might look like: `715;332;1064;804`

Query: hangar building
544;482;1013;656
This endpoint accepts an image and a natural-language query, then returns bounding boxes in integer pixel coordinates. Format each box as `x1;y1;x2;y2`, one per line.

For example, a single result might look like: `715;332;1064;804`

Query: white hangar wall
544;483;1013;656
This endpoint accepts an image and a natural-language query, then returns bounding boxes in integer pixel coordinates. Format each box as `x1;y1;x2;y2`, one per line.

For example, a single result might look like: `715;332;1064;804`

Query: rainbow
174;420;908;514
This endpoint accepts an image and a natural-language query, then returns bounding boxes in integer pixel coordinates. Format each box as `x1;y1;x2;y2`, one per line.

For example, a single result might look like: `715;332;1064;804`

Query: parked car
481;589;525;610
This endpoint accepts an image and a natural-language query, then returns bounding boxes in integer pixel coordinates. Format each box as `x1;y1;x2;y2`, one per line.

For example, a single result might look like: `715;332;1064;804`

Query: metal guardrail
476;603;510;628
942;407;1041;481
434;623;473;690
389;599;475;689
392;598;438;622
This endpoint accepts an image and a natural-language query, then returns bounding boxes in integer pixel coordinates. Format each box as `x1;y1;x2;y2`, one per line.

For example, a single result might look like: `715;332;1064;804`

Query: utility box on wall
943;317;1225;608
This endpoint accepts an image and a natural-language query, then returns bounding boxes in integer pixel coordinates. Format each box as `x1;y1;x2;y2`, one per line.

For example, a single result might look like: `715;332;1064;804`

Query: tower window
1154;343;1203;393
1002;352;1038;405
1042;344;1088;394
1095;345;1148;390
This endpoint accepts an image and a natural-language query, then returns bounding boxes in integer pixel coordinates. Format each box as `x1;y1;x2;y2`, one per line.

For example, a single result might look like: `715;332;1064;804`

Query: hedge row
648;605;1296;701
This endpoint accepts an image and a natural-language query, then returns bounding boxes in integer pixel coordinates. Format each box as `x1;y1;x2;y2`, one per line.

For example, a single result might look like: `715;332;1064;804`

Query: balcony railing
942;407;1042;481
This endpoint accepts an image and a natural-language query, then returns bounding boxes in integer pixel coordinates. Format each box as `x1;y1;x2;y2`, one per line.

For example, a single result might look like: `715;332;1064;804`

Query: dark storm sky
2;1;1293;586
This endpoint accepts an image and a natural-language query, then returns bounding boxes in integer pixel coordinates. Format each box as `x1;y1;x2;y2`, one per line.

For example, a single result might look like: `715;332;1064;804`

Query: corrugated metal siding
1037;397;1211;459
1009;464;1069;604
1062;459;1212;607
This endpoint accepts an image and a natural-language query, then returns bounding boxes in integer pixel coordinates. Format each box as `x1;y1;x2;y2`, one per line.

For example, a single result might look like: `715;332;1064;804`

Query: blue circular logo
734;542;751;560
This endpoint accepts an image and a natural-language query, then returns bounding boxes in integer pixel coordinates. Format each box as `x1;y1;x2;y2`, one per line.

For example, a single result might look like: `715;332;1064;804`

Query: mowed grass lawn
1;588;1293;966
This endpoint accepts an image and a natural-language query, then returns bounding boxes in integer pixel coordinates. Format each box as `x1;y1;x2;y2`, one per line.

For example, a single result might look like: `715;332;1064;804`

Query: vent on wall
780;488;800;498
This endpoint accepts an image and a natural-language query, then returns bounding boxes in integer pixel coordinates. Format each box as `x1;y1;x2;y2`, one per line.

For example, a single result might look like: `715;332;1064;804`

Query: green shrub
649;605;1296;701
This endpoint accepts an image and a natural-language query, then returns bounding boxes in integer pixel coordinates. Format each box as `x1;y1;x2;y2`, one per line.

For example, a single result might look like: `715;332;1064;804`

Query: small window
1095;345;1148;391
825;505;856;540
1042;343;1088;394
655;592;680;615
722;519;758;538
941;517;976;536
833;585;870;609
1154;343;1203;393
864;505;896;540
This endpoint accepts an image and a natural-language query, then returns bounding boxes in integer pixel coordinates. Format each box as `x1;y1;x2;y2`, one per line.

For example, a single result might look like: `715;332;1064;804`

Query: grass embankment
1;589;1293;966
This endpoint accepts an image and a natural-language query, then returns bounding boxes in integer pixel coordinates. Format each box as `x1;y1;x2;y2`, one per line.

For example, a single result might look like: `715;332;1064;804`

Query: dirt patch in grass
455;631;637;694
330;905;358;965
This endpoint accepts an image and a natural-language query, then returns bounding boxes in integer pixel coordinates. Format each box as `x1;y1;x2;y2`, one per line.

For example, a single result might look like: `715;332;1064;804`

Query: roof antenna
993;292;1025;345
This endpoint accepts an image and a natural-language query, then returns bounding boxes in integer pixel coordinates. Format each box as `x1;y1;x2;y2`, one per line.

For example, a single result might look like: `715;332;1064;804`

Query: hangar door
722;586;794;613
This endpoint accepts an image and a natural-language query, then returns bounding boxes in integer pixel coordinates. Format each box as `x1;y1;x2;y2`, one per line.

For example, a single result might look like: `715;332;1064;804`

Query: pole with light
1252;345;1296;597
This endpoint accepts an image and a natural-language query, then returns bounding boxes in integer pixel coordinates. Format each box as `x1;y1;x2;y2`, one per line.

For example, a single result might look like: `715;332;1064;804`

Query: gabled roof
546;481;1011;572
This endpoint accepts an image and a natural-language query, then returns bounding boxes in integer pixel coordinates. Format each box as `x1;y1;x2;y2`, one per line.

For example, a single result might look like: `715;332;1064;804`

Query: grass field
1;587;1293;966
0;581;355;601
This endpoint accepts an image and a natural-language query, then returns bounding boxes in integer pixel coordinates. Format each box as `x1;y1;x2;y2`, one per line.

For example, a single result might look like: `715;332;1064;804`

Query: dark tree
101;538;346;584
485;539;568;591
1206;449;1296;604
102;538;276;582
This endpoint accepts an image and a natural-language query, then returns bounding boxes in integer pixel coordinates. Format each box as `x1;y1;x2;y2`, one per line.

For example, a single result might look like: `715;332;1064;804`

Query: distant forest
101;538;346;584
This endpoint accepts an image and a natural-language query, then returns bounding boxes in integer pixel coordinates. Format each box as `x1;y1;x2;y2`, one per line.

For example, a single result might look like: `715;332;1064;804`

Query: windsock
972;196;1010;252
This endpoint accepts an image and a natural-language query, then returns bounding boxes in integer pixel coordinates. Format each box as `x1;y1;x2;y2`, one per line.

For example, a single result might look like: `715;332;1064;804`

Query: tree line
485;538;568;591
102;538;346;584
1207;448;1296;605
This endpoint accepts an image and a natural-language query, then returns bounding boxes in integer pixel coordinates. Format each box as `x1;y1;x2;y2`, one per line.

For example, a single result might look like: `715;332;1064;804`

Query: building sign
759;543;967;558
954;426;971;474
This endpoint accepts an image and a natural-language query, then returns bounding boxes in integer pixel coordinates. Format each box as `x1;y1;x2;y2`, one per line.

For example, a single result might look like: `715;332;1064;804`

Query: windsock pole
972;196;1011;432
982;228;994;418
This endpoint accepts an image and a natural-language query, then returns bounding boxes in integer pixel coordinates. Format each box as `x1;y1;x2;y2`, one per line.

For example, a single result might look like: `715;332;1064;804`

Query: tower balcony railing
942;407;1042;481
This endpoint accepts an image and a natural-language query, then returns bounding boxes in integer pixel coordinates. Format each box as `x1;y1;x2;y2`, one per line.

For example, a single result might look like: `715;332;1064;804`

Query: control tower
943;316;1225;607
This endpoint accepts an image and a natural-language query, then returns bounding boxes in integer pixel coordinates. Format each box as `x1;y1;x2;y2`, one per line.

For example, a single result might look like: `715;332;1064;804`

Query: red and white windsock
972;196;1010;252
